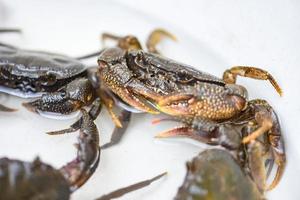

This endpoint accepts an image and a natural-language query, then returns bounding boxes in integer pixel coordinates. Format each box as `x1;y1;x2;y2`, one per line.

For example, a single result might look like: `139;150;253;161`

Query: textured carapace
175;149;263;200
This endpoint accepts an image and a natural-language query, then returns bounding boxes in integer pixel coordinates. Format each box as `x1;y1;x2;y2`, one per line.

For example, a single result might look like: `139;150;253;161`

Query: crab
96;29;285;190
175;149;264;200
0;29;133;141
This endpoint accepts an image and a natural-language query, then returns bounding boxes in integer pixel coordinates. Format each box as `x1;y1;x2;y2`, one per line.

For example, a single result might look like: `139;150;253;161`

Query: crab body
175;149;263;200
0;157;71;200
98;48;247;120
0;43;87;97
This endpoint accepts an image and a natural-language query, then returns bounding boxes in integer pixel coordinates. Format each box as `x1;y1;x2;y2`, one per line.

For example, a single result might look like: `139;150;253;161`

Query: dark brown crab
0;29;132;141
96;29;285;190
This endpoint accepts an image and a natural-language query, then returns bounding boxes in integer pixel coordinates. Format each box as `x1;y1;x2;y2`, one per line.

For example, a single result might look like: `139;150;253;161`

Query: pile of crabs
0;28;285;200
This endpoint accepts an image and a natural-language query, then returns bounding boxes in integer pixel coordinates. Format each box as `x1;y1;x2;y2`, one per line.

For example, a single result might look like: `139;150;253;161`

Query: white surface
0;0;299;199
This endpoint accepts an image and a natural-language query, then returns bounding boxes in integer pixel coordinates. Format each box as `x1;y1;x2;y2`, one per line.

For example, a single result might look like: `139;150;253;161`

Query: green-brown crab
96;29;285;190
175;149;264;200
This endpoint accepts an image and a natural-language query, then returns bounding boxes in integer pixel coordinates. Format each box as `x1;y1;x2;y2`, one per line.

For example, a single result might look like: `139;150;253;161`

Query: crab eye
177;70;194;83
40;72;57;86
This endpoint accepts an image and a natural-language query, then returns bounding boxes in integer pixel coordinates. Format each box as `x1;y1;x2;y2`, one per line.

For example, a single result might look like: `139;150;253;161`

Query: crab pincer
22;78;95;116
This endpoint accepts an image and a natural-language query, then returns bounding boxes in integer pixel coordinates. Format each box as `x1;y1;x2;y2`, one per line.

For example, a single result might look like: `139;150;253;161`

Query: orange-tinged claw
151;117;173;125
156;104;191;116
156;94;195;116
158;94;193;106
155;127;217;145
155;127;192;138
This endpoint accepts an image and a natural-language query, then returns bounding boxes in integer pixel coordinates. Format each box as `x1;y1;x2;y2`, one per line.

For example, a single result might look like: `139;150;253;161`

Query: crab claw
155;126;220;146
156;93;194;116
23;78;95;116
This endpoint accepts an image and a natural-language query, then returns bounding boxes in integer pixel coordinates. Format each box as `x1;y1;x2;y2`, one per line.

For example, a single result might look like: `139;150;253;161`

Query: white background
0;0;299;199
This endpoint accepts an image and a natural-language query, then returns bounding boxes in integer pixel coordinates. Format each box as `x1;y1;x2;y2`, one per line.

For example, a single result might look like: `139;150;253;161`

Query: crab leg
77;32;143;60
100;90;123;128
242;118;272;143
101;109;131;149
0;28;22;33
59;109;100;191
76;51;103;60
97;172;166;200
223;66;283;96
266;132;286;191
247;140;267;191
146;28;177;54
102;33;142;51
0;104;17;112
